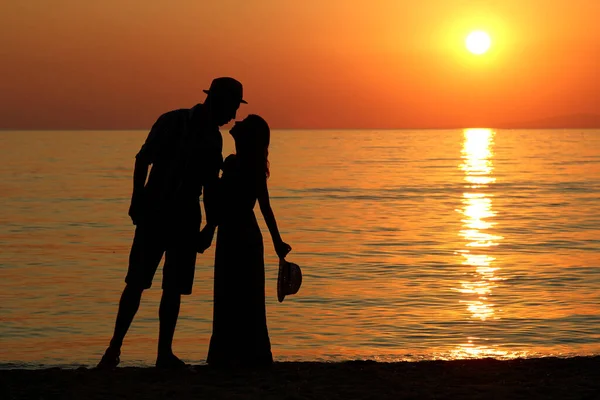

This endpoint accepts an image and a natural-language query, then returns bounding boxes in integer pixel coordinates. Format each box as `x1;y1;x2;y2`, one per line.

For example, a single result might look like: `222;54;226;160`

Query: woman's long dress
206;155;273;366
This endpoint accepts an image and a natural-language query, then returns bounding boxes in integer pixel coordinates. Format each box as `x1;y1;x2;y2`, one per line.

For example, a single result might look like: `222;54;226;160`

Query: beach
2;357;599;400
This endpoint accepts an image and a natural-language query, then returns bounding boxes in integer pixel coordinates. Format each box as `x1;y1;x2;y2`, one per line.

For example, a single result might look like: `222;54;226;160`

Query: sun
465;31;491;55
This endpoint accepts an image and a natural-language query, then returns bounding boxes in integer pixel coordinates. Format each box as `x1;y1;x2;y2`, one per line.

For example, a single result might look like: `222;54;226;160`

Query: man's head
203;77;247;126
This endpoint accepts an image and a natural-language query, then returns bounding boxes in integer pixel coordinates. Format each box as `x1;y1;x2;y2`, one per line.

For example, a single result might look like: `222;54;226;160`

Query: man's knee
124;284;145;297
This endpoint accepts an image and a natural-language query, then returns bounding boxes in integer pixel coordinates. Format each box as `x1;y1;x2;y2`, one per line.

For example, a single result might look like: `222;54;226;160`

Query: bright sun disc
466;31;491;55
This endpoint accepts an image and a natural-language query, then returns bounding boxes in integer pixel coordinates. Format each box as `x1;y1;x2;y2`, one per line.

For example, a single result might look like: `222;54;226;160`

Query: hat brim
203;89;247;104
277;261;286;303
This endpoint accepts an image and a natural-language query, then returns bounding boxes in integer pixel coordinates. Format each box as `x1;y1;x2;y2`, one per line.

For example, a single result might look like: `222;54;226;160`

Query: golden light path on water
450;128;524;359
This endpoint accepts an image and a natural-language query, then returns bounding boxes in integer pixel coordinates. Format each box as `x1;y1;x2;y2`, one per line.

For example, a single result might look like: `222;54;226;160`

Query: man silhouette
98;77;247;369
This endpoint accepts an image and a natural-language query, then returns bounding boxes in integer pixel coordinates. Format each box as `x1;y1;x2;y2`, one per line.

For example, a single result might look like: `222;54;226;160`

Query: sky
1;0;599;129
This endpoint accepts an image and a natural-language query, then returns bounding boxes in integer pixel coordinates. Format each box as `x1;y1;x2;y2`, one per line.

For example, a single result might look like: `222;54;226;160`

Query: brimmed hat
203;77;247;104
277;259;302;303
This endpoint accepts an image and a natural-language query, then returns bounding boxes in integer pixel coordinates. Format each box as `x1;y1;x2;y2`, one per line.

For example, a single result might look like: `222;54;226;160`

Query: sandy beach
1;357;599;400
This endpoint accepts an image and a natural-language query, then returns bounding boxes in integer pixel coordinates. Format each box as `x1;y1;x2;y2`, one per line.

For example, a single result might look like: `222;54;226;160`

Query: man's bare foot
156;353;187;369
96;346;121;369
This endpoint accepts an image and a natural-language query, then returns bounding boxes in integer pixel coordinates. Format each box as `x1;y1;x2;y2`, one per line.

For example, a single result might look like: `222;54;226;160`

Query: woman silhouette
201;114;291;366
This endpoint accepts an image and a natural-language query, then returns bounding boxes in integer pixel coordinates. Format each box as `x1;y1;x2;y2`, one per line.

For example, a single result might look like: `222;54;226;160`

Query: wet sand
1;357;599;399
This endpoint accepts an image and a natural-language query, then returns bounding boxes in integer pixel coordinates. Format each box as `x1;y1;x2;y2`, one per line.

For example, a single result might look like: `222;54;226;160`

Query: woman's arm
258;177;291;259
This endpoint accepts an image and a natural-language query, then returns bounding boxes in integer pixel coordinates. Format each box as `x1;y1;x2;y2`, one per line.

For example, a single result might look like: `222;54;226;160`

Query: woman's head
229;114;270;178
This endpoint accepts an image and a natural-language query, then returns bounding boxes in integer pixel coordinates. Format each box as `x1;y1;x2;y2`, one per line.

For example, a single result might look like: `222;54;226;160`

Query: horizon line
1;126;600;132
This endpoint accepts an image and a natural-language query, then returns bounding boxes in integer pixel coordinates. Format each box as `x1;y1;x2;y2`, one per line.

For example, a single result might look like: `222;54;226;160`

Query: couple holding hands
98;77;301;369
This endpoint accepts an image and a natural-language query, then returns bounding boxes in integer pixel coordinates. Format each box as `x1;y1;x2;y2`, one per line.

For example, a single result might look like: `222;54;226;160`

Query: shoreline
2;356;599;399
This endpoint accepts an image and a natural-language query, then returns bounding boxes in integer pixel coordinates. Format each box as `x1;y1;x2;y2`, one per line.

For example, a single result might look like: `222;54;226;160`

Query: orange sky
1;0;599;129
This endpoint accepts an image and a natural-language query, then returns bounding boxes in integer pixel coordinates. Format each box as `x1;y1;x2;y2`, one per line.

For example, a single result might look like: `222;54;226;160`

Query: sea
1;128;599;369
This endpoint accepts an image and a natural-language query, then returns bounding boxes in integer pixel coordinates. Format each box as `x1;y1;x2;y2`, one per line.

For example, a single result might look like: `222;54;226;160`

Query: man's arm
128;158;150;225
132;158;149;195
202;170;220;229
197;175;218;253
197;134;223;253
203;130;223;229
128;114;169;225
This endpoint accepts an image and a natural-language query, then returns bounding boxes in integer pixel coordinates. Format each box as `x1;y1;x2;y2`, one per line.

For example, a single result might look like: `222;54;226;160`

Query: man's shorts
125;205;201;295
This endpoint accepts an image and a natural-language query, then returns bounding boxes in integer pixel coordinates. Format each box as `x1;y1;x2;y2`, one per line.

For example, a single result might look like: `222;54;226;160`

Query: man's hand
197;225;216;254
128;192;145;225
275;240;292;260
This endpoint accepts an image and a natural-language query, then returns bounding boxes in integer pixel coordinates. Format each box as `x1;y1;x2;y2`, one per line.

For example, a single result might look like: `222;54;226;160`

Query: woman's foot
155;353;187;369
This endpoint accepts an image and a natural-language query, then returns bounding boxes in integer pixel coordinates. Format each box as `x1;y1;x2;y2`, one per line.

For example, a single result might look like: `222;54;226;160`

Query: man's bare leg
156;289;186;368
97;284;144;368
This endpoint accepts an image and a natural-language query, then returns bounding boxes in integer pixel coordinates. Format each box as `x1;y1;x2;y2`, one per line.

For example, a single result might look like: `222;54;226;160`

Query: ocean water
0;128;599;369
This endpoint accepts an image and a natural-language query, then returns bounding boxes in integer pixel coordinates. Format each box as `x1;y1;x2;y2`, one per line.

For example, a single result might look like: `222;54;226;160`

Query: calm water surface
1;129;599;368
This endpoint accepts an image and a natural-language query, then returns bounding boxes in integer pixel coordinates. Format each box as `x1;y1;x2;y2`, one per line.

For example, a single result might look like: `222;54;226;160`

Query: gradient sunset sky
1;0;599;129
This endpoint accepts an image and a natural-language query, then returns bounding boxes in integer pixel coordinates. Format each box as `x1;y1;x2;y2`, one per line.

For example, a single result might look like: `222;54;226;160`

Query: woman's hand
275;240;292;259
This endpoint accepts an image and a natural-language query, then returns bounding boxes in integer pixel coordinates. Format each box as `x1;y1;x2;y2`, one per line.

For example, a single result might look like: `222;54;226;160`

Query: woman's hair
240;114;270;178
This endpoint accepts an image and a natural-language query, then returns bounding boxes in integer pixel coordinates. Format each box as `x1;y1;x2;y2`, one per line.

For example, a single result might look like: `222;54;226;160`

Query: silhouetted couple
98;77;291;369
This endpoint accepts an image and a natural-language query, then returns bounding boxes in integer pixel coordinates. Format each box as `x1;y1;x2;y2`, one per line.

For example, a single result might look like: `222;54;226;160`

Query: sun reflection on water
453;128;511;358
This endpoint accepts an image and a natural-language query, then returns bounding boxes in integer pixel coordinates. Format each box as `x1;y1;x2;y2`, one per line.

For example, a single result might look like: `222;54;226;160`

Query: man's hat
277;259;303;303
203;77;247;104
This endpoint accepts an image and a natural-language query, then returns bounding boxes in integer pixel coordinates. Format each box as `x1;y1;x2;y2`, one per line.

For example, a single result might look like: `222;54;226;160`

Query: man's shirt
136;104;223;222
